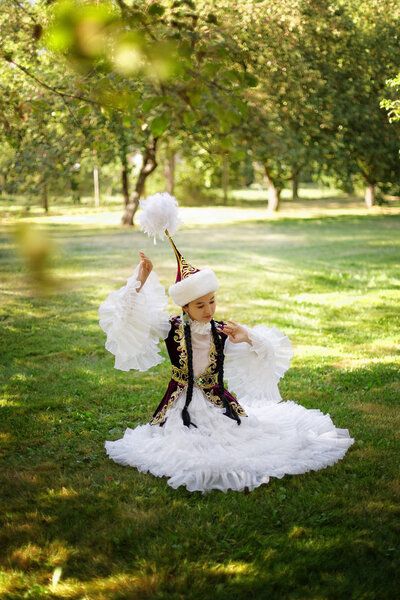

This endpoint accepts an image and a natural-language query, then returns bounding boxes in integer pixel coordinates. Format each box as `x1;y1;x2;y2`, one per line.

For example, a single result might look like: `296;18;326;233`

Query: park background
1;1;400;599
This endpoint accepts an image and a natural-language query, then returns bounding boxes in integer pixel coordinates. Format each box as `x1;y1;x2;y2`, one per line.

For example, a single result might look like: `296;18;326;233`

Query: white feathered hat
139;192;218;306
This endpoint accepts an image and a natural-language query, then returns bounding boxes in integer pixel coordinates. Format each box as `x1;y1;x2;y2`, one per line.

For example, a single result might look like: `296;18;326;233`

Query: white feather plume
139;192;183;243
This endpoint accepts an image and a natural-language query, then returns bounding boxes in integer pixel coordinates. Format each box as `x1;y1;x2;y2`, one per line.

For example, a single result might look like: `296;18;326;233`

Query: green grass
1;197;399;599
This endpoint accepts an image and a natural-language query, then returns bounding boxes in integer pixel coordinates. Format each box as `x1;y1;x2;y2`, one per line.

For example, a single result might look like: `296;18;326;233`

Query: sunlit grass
0;197;399;599
2;185;400;227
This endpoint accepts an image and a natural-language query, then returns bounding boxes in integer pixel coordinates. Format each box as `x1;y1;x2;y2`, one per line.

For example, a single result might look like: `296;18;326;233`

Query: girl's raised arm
136;251;153;292
98;252;170;372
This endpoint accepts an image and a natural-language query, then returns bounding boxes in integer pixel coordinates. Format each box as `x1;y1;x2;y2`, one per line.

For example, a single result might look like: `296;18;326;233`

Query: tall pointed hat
139;192;218;306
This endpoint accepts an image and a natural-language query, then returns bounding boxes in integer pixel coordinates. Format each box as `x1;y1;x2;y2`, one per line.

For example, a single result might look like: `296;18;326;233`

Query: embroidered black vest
150;316;247;426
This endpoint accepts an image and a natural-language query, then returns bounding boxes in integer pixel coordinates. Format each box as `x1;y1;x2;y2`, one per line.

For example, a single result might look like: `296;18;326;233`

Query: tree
294;0;400;207
226;0;327;210
224;0;400;210
0;0;110;209
382;74;400;122
41;0;253;224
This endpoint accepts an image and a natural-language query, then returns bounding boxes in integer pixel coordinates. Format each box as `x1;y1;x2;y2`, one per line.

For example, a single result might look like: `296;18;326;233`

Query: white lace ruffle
224;324;294;406
104;386;354;493
98;266;170;372
189;318;212;335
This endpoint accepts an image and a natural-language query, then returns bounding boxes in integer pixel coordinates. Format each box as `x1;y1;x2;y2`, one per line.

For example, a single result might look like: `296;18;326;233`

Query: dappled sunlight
3;193;400;229
209;560;254;577
288;525;312;539
10;539;72;571
0;396;21;408
9;372;30;383
348;498;400;520
1;207;399;599
294;344;340;359
0;432;12;444
1;470;39;487
3;536;394;600
333;353;399;369
352;401;400;423
45;487;79;499
182;202;400;224
294;289;400;308
37;570;161;600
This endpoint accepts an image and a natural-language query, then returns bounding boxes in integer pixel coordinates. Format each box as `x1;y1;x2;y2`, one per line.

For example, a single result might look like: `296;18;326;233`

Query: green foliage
2;0;400;219
150;113;171;137
42;0;252;138
0;0;257;221
234;0;400;196
382;73;400;122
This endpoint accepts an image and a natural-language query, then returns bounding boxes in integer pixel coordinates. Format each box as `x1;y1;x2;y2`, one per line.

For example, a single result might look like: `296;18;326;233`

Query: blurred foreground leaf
14;224;62;295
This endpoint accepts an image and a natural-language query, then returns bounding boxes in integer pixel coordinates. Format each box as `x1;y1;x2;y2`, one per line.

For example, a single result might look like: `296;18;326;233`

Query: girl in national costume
99;194;354;493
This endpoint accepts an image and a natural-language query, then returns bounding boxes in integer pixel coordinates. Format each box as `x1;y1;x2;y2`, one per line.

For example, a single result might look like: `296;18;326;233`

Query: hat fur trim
168;269;218;306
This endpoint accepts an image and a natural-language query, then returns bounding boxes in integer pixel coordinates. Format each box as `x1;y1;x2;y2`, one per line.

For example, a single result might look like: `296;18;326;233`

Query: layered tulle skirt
104;386;354;493
100;269;354;492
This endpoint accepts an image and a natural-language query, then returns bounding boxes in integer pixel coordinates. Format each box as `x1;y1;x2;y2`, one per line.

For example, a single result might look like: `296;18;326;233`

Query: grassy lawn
1;194;399;599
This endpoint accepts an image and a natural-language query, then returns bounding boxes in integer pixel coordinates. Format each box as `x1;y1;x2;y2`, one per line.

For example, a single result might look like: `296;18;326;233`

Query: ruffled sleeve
98;265;171;372
224;324;294;407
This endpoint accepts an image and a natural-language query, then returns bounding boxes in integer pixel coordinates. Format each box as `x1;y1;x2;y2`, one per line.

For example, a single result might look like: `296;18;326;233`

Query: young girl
99;240;354;493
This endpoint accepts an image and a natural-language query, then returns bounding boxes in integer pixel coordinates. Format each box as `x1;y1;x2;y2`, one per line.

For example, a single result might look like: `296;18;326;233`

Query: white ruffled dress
99;266;354;493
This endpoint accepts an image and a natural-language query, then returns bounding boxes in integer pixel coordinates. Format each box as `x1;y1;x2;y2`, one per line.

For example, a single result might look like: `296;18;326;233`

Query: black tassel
181;318;197;428
182;405;197;428
223;400;241;425
211;319;241;426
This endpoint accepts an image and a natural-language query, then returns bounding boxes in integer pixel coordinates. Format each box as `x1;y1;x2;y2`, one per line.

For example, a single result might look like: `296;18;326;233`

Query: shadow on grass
1;318;399;597
1;212;399;599
0;409;398;600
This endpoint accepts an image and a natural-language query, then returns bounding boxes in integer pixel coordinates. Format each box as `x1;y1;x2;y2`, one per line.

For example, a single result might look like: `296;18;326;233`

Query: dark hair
211;319;241;426
181;316;241;428
182;319;197;428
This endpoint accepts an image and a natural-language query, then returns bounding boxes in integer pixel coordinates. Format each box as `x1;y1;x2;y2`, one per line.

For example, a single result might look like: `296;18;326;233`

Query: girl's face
184;292;216;323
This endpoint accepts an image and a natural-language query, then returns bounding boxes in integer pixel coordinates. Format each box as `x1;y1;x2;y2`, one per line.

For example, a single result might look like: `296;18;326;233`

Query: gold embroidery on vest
173;321;218;382
149;386;185;426
173;323;188;372
151;320;247;424
203;390;248;417
171;365;218;388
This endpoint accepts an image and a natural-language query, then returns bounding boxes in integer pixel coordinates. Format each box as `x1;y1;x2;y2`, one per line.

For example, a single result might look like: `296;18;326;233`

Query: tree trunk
265;169;281;211
268;183;281;211
0;172;6;196
291;174;299;201
121;160;130;207
164;152;175;195
121;136;158;226
120;140;130;206
93;151;100;208
71;172;81;204
222;154;229;204
365;183;375;208
43;185;49;213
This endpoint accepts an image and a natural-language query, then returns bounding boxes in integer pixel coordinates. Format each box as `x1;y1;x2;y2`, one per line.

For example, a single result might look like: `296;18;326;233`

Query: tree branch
10;0;37;23
2;54;104;107
114;0;157;41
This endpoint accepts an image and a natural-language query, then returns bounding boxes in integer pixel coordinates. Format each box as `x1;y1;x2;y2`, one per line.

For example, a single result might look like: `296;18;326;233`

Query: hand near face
222;321;252;345
136;251;153;292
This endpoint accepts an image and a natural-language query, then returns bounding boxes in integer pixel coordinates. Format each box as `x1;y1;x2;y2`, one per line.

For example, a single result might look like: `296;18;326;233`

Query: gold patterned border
149;386;185;426
173;320;219;381
150;319;247;425
203;390;248;418
171;365;218;388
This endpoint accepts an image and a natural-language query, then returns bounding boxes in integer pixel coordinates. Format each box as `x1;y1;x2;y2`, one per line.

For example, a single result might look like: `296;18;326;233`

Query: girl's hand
136;251;153;292
222;321;252;345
